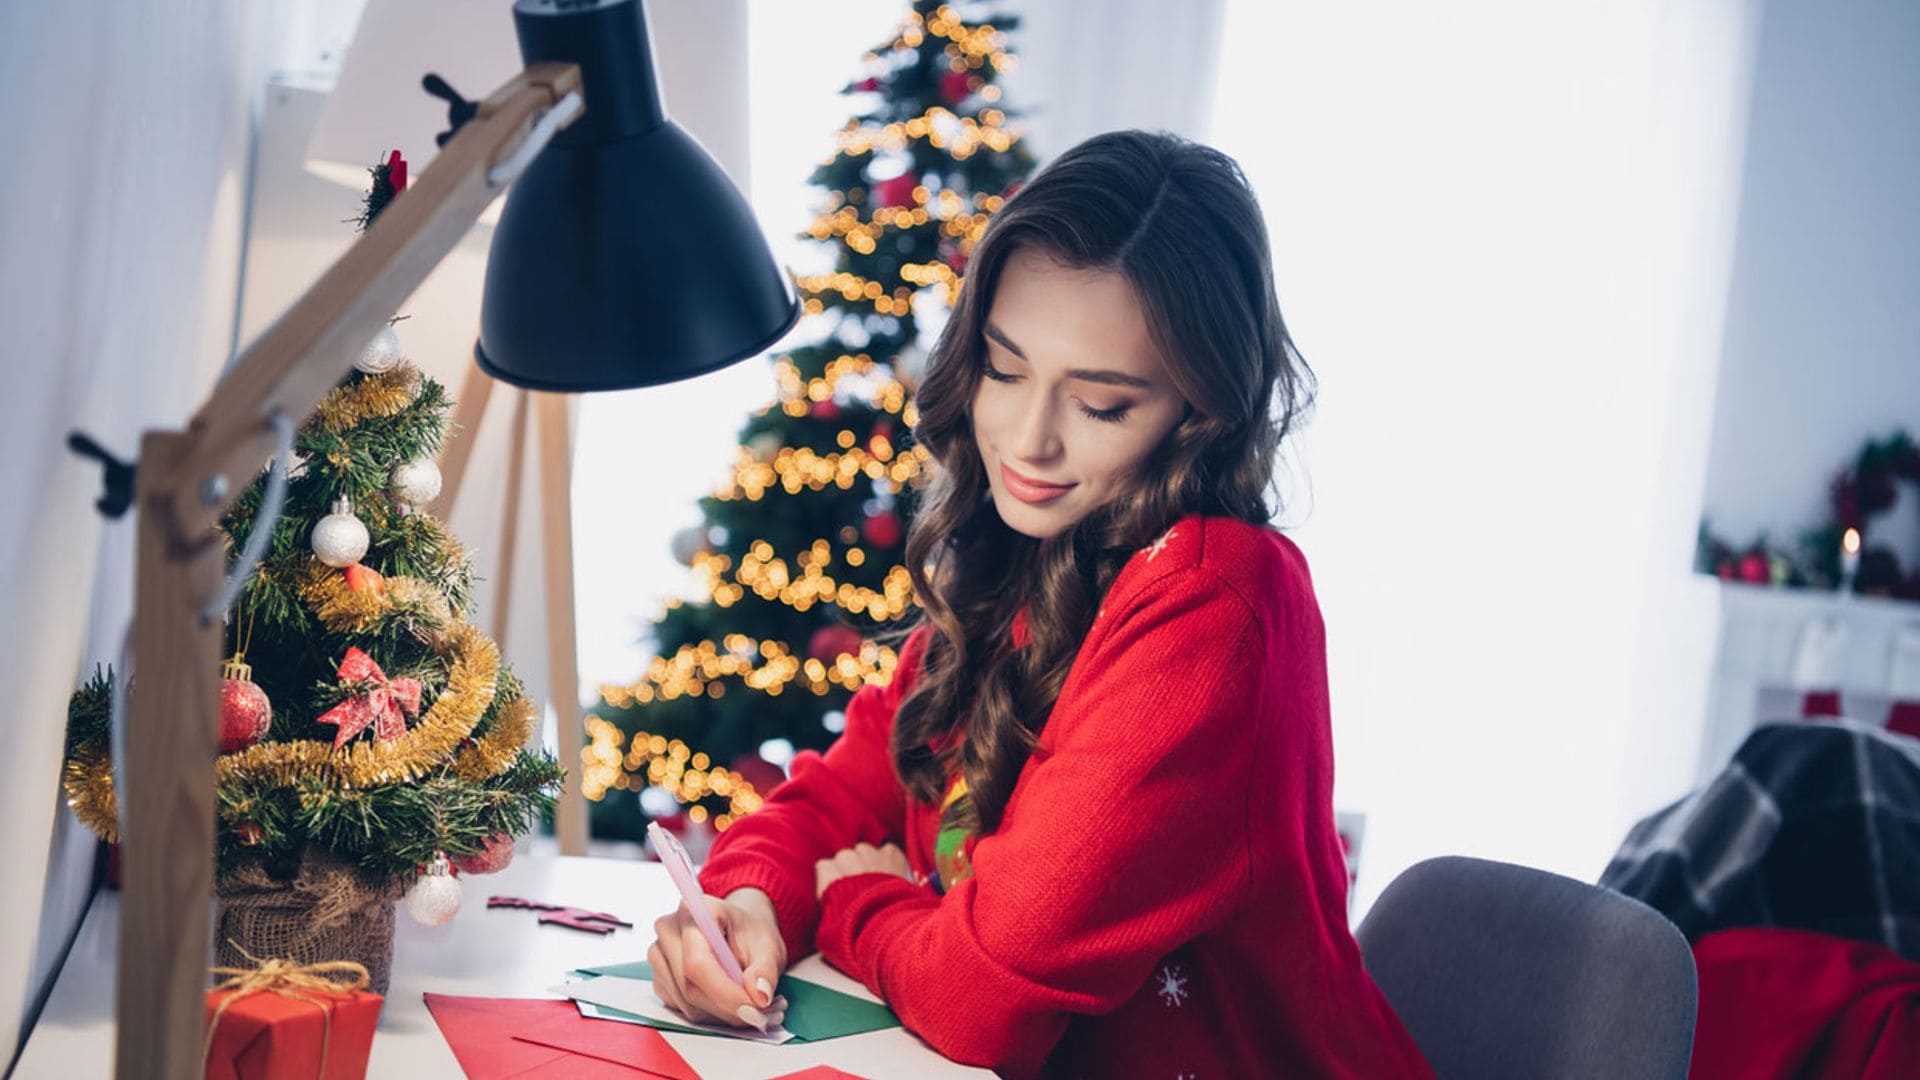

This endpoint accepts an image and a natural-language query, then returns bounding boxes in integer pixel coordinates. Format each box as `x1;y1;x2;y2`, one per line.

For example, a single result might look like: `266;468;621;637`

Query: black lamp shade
476;0;800;391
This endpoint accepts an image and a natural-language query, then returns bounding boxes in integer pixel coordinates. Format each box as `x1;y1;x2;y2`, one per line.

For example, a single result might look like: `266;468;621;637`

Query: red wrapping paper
203;985;382;1080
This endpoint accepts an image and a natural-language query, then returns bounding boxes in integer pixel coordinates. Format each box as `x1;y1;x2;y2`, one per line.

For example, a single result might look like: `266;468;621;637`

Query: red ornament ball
219;671;272;753
451;833;515;876
862;509;902;548
728;753;787;795
809;624;864;663
1737;552;1770;584
875;173;917;208
811;398;842;421
941;70;973;104
855;76;882;92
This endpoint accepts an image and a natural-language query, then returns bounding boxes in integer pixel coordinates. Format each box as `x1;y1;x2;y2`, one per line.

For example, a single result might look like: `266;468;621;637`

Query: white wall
1698;0;1920;554
0;1;298;1059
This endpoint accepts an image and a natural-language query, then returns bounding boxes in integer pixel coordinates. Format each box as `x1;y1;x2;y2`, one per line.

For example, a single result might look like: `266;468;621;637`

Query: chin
991;491;1074;540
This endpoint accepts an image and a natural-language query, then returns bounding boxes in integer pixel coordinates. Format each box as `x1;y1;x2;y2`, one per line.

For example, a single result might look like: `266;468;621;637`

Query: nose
1011;387;1064;463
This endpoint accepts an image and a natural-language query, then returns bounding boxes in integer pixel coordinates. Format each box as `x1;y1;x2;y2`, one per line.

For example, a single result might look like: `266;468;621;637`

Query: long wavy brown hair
889;129;1314;834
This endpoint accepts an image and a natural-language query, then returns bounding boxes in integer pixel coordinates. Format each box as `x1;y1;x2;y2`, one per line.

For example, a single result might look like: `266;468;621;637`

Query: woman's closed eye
982;364;1133;424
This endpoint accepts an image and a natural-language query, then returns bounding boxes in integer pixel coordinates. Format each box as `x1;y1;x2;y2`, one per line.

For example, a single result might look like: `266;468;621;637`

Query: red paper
422;994;695;1080
765;1069;871;1080
509;1005;698;1080
204;986;381;1080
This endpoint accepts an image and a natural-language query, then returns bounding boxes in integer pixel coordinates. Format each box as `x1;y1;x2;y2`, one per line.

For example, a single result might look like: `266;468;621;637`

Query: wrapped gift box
203;984;381;1080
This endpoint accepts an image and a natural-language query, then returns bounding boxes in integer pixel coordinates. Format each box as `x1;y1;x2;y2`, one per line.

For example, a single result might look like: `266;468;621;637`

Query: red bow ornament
316;647;421;748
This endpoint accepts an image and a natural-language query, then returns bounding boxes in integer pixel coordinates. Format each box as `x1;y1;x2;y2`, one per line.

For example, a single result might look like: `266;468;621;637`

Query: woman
646;129;1432;1079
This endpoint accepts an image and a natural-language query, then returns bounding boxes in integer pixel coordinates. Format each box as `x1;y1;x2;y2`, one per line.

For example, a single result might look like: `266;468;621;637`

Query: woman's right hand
646;886;790;1032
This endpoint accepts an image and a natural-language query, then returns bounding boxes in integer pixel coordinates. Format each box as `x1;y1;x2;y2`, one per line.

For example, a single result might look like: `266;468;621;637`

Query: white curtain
1207;0;1761;912
996;0;1228;161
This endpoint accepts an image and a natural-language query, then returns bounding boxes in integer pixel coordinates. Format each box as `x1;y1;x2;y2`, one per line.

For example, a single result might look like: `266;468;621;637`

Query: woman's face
971;248;1189;539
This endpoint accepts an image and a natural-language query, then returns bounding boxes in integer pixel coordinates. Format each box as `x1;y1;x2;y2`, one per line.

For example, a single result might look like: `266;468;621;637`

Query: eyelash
981;365;1132;423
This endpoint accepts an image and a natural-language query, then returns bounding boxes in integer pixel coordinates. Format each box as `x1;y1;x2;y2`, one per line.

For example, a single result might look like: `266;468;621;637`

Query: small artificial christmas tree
61;150;563;991
585;1;1034;844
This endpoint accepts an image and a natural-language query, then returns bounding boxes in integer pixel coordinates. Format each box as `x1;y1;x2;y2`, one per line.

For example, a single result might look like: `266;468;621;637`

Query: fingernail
737;1004;767;1031
755;976;774;1005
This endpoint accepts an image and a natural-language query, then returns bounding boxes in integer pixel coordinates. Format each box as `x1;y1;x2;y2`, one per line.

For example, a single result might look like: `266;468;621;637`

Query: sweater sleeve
697;624;932;961
814;570;1263;1079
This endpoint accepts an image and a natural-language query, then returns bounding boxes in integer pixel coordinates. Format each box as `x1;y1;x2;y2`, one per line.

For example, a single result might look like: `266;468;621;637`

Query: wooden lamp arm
115;62;580;1080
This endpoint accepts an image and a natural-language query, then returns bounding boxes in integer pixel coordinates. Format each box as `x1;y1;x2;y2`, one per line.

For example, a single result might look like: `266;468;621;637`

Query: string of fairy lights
580;720;768;830
886;5;1015;74
586;4;1021;825
691;539;917;619
586;348;925;812
584;638;905;822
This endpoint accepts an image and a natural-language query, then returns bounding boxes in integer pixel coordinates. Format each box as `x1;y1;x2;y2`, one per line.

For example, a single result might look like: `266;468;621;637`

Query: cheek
969;385;1013;450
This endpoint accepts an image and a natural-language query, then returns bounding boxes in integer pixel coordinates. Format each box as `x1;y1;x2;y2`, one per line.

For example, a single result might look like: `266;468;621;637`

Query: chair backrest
1354;855;1697;1080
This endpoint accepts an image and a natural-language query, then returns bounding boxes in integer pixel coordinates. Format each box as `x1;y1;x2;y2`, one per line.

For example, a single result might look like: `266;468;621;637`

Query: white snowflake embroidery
1143;526;1179;562
1156;963;1189;1007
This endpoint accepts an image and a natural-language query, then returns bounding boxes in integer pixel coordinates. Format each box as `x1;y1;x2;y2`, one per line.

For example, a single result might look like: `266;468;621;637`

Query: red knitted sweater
698;514;1432;1079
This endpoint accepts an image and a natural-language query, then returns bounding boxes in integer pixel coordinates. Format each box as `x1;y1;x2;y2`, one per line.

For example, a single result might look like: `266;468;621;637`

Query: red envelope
509;1004;699;1080
422;993;696;1080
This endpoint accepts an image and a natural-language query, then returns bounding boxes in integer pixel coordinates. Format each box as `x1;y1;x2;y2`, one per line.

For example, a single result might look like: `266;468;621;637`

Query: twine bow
202;941;371;1080
316;646;422;747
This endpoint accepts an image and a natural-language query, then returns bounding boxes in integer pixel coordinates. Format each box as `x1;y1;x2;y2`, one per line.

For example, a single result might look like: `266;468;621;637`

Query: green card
573;961;900;1042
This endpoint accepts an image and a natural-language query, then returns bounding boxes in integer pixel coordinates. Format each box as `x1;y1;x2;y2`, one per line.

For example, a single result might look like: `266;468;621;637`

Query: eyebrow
982;321;1157;389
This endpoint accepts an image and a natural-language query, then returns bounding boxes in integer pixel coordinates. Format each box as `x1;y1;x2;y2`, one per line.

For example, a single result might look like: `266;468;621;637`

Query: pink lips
1001;463;1075;505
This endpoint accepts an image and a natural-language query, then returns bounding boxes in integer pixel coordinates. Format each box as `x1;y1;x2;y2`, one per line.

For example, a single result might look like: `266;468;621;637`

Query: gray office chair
1354;855;1697;1080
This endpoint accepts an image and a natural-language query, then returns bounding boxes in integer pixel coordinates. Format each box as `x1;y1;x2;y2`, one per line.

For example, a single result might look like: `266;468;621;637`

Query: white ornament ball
895;342;930;387
390;457;443;507
355;325;404;374
311;497;370;568
669;524;710;566
639;784;679;818
747;432;784;462
405;852;462;926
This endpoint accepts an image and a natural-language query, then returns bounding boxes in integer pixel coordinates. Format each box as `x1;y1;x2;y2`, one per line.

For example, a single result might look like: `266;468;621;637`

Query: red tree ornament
875;173;917;208
218;656;272;753
862;508;902;548
344;562;387;596
728;753;786;795
316;646;422;748
451;832;516;876
855;76;882;92
386;149;408;193
941;70;973;105
811;398;842;421
808;624;864;663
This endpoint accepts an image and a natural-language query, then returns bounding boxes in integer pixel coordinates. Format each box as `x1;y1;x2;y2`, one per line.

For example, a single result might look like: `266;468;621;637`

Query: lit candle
1841;527;1862;589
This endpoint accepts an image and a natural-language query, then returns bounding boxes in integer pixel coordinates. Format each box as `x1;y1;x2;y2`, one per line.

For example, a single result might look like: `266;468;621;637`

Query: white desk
15;853;990;1079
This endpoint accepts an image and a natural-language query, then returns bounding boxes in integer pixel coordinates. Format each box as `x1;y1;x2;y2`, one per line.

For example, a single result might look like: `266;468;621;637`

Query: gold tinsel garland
218;619;499;789
310;363;423;433
297;560;453;636
451;695;535;782
63;620;519;842
62;751;119;842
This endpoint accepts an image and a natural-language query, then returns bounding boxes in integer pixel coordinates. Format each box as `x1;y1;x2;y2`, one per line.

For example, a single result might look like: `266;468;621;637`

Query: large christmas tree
62;153;563;900
586;1;1034;842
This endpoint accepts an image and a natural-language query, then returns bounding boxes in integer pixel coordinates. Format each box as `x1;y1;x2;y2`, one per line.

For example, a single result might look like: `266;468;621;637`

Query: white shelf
1696;579;1920;779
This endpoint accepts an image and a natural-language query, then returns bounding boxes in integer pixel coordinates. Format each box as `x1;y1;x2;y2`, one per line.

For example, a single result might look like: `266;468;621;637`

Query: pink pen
647;822;748;988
